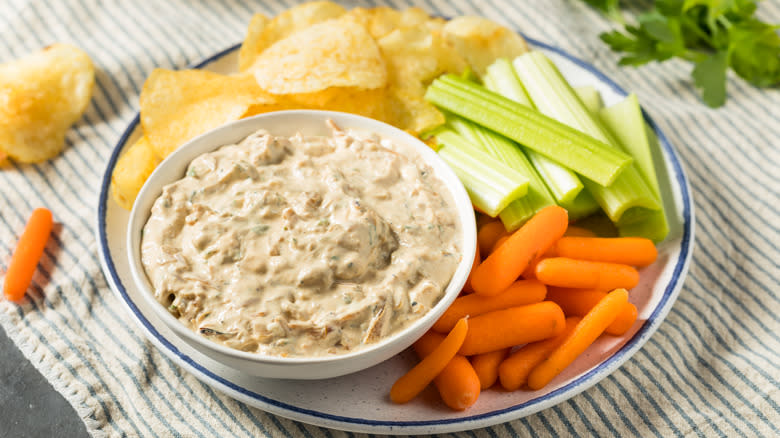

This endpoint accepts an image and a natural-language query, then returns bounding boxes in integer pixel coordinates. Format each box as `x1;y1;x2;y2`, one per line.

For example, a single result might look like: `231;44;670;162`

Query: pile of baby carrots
390;205;658;410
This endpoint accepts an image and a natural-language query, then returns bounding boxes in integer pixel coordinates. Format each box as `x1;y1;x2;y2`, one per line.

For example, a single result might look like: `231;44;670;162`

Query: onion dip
141;122;462;357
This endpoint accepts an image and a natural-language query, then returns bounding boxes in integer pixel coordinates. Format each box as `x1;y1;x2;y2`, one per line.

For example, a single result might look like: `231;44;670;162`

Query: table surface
0;326;86;438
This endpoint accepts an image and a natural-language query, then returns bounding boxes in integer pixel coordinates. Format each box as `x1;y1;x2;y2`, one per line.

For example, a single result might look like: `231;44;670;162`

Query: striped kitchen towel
1;0;778;436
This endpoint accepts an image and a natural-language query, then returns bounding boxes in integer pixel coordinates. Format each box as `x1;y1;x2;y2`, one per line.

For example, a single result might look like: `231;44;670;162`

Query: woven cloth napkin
1;0;778;436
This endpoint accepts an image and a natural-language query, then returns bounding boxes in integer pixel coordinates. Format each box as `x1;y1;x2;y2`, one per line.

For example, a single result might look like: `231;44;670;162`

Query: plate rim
95;37;695;434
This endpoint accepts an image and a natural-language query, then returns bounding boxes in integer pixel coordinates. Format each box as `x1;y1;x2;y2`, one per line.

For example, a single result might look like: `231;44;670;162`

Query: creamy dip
141;122;462;357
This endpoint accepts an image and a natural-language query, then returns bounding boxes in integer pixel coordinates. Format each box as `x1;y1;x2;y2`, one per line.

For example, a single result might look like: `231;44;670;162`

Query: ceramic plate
95;38;694;434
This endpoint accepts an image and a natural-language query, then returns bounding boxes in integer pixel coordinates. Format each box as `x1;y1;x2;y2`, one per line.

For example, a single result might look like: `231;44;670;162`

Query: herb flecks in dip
141;122;462;357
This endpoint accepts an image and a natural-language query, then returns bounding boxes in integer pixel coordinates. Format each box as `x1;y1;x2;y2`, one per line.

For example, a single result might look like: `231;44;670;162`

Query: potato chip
293;87;388;120
384;84;445;134
251;18;387;95
237;13;271;72
111;136;161;210
343;6;430;40
238;2;346;72
140;69;277;158
0;43;94;163
376;25;464;135
443;16;529;76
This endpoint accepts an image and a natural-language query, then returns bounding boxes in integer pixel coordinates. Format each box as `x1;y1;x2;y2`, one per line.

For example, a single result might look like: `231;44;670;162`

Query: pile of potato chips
112;1;529;209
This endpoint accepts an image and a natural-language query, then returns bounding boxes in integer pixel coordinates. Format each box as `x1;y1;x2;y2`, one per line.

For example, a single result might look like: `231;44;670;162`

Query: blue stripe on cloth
617;365;684;435
691;258;780;331
578;390;621;436
549;406;577;436
653;328;762;436
592;384;642;436
666;311;780;420
561;398;599;434
676;294;780;368
641;339;734;437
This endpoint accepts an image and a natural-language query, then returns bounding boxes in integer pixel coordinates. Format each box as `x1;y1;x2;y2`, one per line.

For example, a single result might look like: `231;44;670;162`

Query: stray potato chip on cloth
0;43;94;163
249;17;387;95
238;1;348;72
443;16;529;76
110;136;161;210
140;69;278;158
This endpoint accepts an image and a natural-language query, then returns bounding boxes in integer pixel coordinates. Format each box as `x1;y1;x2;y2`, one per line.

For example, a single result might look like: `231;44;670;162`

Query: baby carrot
527;289;629;390
391;318;468;404
461;243;481;294
605;302;638;336
555;237;657;267
433;279;547;333
471;348;509;389
477;220;508;257
472;206;568;296
535;257;639;290
498;317;581;391
476;212;495;229
4;208;53;302
564;226;597;237
459;301;565;356
491;235;510;254
521;243;558;279
546;287;638;335
414;331;481;411
546;287;608;316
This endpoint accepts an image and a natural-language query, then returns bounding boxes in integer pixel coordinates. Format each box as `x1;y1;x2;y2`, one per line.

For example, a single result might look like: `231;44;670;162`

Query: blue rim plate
95;37;694;434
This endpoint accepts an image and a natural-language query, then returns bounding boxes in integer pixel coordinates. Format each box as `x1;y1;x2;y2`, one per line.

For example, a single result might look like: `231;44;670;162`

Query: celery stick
482;59;590;206
483;59;533;107
562;190;601;220
425;74;632;186
441;118;556;230
574;85;604;114
524;149;584;205
599;94;669;241
600;94;660;197
513;51;660;224
435;131;530;217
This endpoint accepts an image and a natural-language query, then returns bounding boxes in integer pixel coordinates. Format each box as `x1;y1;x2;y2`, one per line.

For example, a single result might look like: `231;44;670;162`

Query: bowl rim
125;109;477;366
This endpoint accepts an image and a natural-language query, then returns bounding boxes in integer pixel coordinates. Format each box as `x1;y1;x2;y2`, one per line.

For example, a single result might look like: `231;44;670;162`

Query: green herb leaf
581;0;625;23
584;0;780;107
692;50;728;107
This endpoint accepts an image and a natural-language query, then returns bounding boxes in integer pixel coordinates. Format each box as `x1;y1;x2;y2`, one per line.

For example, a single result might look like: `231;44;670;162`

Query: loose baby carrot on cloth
413;331;481;411
433;279;547;332
546;287;638;335
554;236;657;266
498;317;581;390
471;348;509;389
527;289;629;390
391;318;468;404
535;257;639;290
477;220;508;257
4;208;53;302
459;301;565;356
472;206;568;296
461;243;481;294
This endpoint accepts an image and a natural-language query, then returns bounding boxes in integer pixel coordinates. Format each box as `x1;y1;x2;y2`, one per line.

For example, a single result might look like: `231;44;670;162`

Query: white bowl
126;110;477;379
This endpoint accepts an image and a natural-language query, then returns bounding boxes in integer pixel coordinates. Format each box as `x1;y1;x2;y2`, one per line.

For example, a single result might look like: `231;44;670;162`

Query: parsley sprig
582;0;780;107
